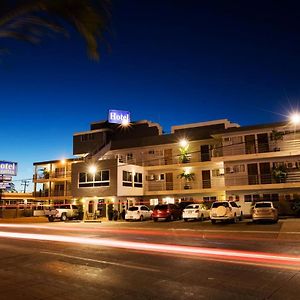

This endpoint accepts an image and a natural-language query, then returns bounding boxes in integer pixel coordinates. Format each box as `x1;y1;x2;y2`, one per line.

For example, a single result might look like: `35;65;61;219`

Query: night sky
2;0;300;190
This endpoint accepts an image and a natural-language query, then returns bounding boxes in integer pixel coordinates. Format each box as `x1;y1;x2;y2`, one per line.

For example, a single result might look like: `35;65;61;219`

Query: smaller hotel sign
0;161;18;176
108;110;131;124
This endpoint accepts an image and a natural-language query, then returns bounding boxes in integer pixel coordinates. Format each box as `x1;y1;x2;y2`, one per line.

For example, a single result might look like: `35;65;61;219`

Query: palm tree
0;0;111;60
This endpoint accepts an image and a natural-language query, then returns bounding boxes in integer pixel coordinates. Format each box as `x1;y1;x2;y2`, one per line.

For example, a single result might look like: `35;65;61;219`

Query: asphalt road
0;219;300;300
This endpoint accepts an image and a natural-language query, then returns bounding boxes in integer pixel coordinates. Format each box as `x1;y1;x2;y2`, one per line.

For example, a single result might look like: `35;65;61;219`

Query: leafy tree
0;0;111;60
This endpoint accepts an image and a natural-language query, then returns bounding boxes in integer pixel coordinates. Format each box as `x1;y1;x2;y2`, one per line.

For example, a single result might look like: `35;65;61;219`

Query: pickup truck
45;204;80;222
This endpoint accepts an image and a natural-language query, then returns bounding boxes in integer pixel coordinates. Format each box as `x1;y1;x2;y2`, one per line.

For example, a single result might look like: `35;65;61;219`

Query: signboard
0;161;18;176
108;110;131;124
0;182;10;190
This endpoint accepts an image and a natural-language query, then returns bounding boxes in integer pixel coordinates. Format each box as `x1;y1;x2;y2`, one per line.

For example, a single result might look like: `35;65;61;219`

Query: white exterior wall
117;164;144;196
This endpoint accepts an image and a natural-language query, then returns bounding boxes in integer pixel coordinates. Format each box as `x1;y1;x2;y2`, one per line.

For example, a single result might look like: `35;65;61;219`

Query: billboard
0;161;18;176
108;110;131;124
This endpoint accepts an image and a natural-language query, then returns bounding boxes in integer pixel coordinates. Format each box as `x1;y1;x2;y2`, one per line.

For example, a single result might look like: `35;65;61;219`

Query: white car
210;201;243;224
182;204;210;221
125;205;152;221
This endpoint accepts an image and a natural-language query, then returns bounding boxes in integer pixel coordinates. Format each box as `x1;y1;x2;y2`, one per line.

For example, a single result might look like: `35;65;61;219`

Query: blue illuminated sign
108;110;131;124
0;161;18;176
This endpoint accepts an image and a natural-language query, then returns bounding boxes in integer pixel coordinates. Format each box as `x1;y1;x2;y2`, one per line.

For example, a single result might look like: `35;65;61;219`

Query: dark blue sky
1;0;300;190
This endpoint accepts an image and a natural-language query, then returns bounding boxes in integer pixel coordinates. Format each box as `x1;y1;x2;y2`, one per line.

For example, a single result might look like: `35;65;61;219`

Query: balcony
145;177;225;194
33;189;72;199
213;138;300;160
225;172;300;189
33;171;72;181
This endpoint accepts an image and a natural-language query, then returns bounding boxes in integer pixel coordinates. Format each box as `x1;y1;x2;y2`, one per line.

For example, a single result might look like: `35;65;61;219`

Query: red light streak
0;230;300;268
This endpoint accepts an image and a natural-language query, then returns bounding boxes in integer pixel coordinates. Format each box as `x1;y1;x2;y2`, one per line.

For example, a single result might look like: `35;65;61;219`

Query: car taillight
166;209;170;213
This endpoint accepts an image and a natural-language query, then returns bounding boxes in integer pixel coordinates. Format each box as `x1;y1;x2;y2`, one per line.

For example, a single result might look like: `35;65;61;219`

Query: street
0;219;300;299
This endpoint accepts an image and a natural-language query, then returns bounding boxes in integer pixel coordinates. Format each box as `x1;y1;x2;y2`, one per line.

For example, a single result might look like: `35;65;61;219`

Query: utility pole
21;180;30;193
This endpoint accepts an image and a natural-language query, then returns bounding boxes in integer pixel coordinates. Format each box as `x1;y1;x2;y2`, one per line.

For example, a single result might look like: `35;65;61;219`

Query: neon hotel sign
108;110;130;124
0;161;18;176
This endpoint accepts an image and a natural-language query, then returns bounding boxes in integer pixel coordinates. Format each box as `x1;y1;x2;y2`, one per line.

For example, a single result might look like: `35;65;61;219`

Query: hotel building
33;117;300;217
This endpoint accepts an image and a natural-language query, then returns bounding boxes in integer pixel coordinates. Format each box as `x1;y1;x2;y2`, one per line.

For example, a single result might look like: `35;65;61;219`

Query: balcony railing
33;190;72;197
33;171;71;180
225;173;300;186
145;177;224;192
213;138;300;158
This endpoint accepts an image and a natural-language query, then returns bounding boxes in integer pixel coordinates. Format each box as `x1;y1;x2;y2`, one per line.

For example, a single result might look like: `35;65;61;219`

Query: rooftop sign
108;109;131;124
0;161;18;176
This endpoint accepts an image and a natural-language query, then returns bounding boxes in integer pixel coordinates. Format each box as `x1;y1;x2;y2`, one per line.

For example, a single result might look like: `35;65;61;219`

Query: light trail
0;230;300;268
0;223;298;244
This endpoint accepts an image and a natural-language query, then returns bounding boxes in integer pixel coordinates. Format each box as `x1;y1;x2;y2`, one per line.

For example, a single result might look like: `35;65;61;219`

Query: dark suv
152;204;182;221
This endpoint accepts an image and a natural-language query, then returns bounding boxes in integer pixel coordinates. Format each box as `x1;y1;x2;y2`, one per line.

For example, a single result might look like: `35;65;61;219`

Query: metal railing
145;177;224;192
33;171;72;180
213;138;300;158
225;173;300;186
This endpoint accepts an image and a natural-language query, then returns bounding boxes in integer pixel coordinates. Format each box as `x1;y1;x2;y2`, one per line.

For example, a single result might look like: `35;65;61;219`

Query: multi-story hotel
33;116;300;217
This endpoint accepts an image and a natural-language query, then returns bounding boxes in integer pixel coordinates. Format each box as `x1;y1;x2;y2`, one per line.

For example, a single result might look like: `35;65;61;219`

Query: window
79;173;86;183
233;164;245;173
230;202;239;208
134;172;143;188
126;153;133;160
78;170;110;187
244;195;252;202
123;171;133;187
122;171;143;188
255;203;272;208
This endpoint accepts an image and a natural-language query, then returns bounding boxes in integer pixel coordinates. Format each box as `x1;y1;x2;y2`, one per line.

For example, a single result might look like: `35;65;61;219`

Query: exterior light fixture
89;165;97;175
290;113;300;125
121;119;130;126
60;159;66;165
179;139;189;148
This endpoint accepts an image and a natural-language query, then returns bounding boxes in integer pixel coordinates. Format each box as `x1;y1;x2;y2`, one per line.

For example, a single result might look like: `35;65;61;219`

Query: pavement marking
40;251;161;273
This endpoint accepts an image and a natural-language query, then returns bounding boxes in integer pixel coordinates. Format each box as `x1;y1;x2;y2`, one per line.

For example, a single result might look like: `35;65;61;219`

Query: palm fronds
0;0;111;60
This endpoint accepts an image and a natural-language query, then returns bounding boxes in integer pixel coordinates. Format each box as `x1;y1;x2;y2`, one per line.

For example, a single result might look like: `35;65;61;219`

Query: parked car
152;204;182;221
252;201;278;223
45;204;81;222
210;201;243;224
182;204;210;221
125;205;152;221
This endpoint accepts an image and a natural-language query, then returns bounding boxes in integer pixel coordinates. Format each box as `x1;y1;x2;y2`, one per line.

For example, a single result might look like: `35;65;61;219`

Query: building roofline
73;128;112;136
33;158;79;165
216;120;289;135
171;119;239;133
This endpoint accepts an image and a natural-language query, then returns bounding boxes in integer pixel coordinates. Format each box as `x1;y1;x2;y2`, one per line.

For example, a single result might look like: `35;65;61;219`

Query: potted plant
43;169;49;179
272;164;287;183
179;143;190;163
271;130;284;151
177;171;195;189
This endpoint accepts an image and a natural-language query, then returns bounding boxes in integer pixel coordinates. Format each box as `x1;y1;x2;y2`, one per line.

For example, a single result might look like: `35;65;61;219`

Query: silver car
252;202;278;223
